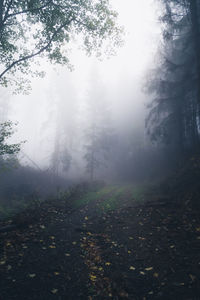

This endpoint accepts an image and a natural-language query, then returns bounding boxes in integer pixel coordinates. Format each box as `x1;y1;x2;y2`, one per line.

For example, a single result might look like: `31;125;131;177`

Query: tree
0;0;122;91
0;121;23;171
84;93;114;182
145;0;200;157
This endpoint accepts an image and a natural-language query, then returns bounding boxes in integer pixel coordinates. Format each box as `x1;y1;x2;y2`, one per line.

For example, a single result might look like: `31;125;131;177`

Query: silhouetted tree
146;0;200;157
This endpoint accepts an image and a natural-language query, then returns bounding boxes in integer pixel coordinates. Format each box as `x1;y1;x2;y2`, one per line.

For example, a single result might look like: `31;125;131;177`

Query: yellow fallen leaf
90;274;96;281
6;242;12;247
72;242;77;245
130;266;136;270
99;267;103;271
0;260;6;265
85;216;88;220
145;267;153;271
54;272;60;276
51;289;58;294
196;227;200;232
28;274;36;278
49;245;56;249
140;271;145;275
128;250;131;254
105;262;111;266
40;225;45;229
65;253;71;257
87;232;92;235
129;237;134;240
50;236;55;240
7;265;12;270
153;273;159;278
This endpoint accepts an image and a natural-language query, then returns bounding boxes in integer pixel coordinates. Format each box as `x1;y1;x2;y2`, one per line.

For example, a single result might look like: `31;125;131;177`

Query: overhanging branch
0;16;74;80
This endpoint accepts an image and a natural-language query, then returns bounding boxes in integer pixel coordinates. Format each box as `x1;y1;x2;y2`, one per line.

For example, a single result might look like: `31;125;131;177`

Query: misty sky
8;0;161;168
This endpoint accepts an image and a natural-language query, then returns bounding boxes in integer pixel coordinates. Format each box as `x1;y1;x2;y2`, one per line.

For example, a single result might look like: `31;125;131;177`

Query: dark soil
0;185;200;300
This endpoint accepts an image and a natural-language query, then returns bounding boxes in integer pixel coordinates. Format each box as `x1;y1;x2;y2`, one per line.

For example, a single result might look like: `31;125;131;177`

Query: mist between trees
0;0;200;217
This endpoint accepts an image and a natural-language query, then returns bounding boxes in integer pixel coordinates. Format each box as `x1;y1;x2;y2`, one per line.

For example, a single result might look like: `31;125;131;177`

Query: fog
0;0;162;186
1;2;200;298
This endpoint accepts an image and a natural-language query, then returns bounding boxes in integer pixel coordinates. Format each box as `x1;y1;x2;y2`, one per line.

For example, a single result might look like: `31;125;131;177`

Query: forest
0;0;200;299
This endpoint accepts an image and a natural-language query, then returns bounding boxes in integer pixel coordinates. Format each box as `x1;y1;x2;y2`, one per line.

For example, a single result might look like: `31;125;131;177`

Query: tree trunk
189;0;200;148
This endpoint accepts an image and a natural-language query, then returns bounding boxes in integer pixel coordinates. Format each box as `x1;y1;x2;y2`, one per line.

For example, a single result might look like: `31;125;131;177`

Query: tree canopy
0;0;122;90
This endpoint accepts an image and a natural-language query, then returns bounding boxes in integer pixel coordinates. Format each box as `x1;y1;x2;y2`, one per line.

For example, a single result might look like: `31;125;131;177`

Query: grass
0;183;153;222
73;184;147;213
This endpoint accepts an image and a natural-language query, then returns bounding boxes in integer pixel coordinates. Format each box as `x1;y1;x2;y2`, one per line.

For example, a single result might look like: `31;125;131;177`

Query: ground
0;184;200;299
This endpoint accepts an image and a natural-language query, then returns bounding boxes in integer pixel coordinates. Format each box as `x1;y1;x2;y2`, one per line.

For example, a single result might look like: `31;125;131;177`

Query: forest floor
0;183;200;300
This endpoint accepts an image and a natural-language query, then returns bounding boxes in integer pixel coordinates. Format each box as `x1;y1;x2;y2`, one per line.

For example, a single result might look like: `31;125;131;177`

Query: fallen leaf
85;216;88;220
105;262;111;266
51;289;58;294
54;272;60;276
65;253;71;257
148;291;154;295
40;225;45;229
28;274;36;278
49;245;56;249
90;274;96;281
130;266;136;270
145;267;153;271
153;273;159;278
0;260;6;265
140;271;145;275
189;274;196;282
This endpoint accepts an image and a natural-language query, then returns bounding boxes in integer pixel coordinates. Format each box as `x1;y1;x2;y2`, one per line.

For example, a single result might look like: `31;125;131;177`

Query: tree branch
0;16;74;80
5;0;53;20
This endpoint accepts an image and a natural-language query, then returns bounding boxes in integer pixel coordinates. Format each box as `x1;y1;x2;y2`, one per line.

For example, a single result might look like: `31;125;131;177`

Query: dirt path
0;185;200;299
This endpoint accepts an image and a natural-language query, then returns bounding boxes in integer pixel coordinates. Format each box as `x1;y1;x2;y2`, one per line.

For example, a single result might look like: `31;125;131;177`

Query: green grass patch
73;191;100;208
72;185;122;210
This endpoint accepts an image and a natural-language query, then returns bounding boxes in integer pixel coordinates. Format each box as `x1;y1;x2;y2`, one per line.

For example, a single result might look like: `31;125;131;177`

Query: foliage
0;0;123;91
0;121;23;159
